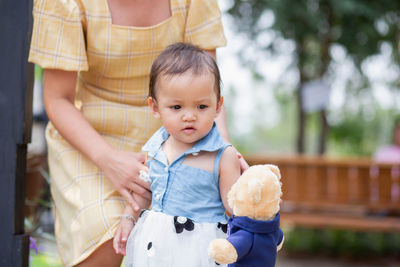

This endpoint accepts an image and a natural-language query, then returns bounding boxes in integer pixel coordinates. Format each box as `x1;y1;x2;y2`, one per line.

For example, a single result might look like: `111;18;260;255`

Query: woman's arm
205;49;230;138
43;69;151;211
218;146;241;215
205;49;249;172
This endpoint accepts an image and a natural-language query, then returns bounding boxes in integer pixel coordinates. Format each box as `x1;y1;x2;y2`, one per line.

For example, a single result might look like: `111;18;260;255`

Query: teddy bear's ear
248;177;263;204
265;164;281;180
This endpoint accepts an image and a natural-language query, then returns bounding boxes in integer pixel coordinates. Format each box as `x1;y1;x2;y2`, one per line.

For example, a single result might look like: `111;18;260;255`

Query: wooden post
0;0;33;266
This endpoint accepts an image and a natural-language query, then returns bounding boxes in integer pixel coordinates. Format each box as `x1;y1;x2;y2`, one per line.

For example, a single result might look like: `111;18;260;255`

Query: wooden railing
245;154;400;232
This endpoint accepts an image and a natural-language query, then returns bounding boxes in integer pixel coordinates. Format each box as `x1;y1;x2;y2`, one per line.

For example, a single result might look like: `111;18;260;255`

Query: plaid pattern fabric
28;0;226;266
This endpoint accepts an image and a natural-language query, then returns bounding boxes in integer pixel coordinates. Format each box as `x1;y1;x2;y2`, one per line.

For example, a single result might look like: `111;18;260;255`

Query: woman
28;0;235;266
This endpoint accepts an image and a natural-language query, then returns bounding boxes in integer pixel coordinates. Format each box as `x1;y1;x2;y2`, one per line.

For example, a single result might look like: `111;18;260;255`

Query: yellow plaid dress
28;0;226;265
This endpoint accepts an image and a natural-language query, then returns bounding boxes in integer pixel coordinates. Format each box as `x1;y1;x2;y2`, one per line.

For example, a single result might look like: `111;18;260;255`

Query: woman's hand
44;69;152;210
227;145;249;173
236;150;249;173
96;148;151;211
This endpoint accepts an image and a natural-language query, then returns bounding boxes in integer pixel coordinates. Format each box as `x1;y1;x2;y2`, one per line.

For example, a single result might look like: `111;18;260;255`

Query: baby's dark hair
149;42;221;100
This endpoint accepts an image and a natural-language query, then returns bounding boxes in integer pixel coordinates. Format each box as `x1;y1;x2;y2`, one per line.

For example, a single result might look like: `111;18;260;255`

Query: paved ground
277;251;400;267
37;236;398;267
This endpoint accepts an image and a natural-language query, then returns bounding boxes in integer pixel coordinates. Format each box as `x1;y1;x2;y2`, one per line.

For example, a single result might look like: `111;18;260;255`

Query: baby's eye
198;104;208;109
171;105;181;110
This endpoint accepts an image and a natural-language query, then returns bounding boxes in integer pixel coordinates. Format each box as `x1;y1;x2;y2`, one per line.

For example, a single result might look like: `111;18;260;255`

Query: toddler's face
149;71;222;146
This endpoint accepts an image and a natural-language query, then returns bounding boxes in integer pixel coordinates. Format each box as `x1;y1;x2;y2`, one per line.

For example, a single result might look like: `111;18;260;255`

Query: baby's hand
113;215;136;255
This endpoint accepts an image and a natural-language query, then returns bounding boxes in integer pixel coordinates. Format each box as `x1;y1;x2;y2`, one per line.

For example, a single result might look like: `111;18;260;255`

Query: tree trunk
296;42;306;154
318;109;328;155
316;3;333;155
297;86;306;154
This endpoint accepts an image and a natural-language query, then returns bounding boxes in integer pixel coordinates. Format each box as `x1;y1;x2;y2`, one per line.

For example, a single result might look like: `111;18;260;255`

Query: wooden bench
245;155;400;232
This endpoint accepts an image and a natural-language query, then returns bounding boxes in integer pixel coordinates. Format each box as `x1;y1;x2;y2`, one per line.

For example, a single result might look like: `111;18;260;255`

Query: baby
113;42;241;266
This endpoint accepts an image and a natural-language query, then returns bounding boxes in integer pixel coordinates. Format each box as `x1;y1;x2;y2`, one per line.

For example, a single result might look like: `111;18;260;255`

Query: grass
30;252;63;267
29;233;62;267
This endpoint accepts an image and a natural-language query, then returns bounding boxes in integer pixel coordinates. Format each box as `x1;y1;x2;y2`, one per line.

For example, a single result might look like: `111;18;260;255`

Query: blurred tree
228;0;400;154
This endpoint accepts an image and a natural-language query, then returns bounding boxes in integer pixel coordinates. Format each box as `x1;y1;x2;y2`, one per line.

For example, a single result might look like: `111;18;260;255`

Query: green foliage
34;65;43;81
328;118;374;156
227;0;400;155
227;81;398;156
30;252;62;267
25;165;59;266
228;0;400;74
284;227;400;258
328;96;399;156
328;112;379;156
226;83;299;155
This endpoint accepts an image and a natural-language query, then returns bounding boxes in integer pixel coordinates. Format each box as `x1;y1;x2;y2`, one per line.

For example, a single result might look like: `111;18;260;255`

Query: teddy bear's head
227;164;282;221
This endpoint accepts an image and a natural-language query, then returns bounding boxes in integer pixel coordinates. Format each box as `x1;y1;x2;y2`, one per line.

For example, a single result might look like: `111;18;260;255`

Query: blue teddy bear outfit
226;213;284;267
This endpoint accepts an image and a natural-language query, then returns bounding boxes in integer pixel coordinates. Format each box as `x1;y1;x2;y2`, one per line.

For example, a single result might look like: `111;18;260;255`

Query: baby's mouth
182;126;195;133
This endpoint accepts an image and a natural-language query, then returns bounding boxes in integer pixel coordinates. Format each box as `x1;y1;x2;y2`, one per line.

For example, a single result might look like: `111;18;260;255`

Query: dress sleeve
184;0;227;50
28;0;88;71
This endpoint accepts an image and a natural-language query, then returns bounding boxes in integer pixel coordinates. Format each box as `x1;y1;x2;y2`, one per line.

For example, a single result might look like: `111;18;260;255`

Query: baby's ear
216;96;224;115
265;164;281;180
148;97;160;119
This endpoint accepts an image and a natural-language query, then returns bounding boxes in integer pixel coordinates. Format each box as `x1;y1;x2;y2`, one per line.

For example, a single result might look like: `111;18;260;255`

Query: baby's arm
219;146;241;215
113;193;150;255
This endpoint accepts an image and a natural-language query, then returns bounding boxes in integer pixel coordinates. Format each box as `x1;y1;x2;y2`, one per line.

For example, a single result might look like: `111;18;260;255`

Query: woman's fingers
234;150;249;173
128;182;152;201
238;157;249;173
134;152;147;164
134;177;151;191
134;166;151;189
120;188;140;211
100;150;151;204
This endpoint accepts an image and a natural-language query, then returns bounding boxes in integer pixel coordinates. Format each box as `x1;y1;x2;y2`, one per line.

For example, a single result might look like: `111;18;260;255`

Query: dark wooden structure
246;155;400;232
0;0;33;265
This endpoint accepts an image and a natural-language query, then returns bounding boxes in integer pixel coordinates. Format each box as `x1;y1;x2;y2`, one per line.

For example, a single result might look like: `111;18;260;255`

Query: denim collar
142;122;227;164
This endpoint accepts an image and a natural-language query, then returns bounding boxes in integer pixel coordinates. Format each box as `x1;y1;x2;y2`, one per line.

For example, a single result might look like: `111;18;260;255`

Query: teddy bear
208;164;284;267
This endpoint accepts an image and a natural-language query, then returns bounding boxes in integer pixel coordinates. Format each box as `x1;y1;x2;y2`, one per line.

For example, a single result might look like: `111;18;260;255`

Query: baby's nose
182;111;196;121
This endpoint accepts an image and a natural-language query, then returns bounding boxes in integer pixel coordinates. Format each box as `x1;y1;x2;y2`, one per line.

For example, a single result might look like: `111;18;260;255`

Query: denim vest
142;123;230;223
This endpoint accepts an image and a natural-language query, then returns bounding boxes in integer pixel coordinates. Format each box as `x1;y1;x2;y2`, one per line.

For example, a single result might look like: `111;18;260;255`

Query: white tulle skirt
125;210;227;267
